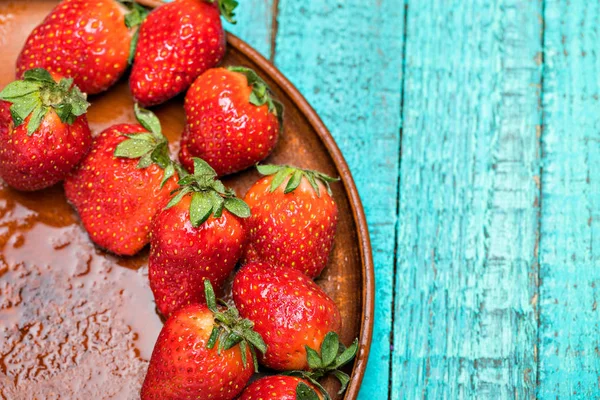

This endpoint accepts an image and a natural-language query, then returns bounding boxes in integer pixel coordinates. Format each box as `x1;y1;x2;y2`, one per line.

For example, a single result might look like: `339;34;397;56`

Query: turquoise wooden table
229;0;599;398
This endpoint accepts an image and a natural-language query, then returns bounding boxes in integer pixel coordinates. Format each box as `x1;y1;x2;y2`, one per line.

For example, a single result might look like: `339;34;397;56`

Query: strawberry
148;157;249;318
232;262;345;371
179;67;282;176
64;105;179;256
239;376;324;400
16;0;146;95
242;165;339;278
0;68;91;191
130;0;238;107
141;280;266;400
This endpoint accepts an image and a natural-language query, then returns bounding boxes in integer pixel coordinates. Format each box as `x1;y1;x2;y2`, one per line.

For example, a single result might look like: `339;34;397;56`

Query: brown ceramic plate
0;1;374;399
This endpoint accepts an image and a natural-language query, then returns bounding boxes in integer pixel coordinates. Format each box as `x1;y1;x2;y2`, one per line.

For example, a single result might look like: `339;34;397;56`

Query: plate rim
225;33;375;399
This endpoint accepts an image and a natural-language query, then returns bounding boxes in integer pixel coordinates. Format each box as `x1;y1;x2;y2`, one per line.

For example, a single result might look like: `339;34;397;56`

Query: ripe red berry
180;67;282;176
16;0;142;94
233;262;342;371
64;105;179;256
0;68;91;191
242;165;339;278
149;158;250;317
239;376;324;400
130;0;237;106
141;281;266;400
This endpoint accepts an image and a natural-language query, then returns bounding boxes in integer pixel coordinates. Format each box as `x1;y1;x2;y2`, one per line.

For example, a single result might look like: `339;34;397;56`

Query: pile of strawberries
0;0;357;399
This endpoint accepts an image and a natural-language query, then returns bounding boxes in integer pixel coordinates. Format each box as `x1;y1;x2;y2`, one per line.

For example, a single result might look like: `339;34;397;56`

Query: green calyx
0;68;89;135
257;164;339;197
227;66;284;124
206;0;238;24
119;1;150;65
296;382;321;400
285;332;359;400
114;104;179;188
203;280;267;371
166;158;250;227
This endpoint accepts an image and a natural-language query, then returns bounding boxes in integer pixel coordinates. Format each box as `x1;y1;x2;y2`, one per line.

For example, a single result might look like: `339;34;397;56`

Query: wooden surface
230;0;600;398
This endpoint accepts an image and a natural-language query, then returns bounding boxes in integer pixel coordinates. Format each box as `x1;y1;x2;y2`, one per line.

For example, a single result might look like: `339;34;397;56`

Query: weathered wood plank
538;1;600;397
273;1;405;398
392;1;542;398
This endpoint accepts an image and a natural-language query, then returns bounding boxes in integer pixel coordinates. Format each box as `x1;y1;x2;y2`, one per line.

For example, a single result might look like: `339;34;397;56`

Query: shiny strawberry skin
0;100;91;191
242;175;338;278
16;0;132;95
149;193;247;318
233;262;342;371
141;303;253;400
64;124;178;256
179;68;280;176
130;0;225;107
239;376;324;400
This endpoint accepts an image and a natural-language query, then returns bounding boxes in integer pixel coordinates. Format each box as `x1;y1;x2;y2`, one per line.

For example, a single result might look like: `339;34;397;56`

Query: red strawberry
232;262;344;371
239;376;324;400
130;0;237;107
242;165;339;278
149;158;249;318
141;281;266;400
179;67;282;176
0;68;91;191
16;0;145;95
64;105;179;256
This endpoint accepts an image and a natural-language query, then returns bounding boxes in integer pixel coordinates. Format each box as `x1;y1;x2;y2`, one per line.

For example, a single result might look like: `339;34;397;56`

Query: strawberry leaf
160;163;175;188
296;383;320;400
124;2;149;28
217;0;238;24
8;94;40;127
23;68;54;83
227;66;283;122
332;370;350;394
284;170;303;194
335;339;358;368
190;191;214;227
270;167;293;192
0;68;89;136
256;164;282;175
206;326;221;349
320;332;339;367
204;279;218;312
257;164;338;196
166;186;192;209
224;197;251;218
0;81;42;100
239;340;248;367
193;157;218;178
27;105;47;135
134;103;161;135
305;346;322;370
209;190;225;219
114;137;156;158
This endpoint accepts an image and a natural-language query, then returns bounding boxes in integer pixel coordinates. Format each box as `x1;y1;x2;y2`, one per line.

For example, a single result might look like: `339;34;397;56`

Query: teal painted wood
272;1;405;398
392;1;542;398
226;0;274;58
539;1;600;397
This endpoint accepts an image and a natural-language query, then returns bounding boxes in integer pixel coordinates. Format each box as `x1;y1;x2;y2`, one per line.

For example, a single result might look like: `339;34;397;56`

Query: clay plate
0;1;374;399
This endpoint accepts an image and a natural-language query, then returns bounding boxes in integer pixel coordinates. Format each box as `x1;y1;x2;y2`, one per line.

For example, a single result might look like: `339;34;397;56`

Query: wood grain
538;0;600;397
392;0;543;398
272;1;405;398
